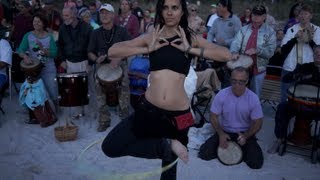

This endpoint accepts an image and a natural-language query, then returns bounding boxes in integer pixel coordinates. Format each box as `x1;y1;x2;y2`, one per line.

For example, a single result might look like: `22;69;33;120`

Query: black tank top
149;35;191;76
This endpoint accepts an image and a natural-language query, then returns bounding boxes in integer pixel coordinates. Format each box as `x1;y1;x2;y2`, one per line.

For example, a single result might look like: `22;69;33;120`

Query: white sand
1;93;320;180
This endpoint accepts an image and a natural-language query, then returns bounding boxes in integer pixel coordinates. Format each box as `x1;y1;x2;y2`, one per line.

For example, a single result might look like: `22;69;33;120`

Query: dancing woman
102;0;231;179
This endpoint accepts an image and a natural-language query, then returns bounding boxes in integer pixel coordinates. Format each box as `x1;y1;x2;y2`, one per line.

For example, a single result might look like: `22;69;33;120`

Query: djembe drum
20;58;43;81
217;141;243;165
227;55;253;70
96;64;123;107
287;82;320;145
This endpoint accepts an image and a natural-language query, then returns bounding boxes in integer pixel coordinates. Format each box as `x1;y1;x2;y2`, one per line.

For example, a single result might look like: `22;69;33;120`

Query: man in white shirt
279;4;320;102
206;4;218;32
0;34;12;89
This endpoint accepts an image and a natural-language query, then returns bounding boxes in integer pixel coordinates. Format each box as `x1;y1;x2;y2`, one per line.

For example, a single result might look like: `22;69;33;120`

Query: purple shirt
210;87;263;133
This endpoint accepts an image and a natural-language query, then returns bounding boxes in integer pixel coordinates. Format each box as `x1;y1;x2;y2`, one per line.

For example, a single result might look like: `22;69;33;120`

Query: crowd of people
0;0;319;179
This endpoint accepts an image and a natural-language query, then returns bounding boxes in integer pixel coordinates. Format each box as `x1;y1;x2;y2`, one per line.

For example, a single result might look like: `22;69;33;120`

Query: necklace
103;27;115;44
120;13;131;27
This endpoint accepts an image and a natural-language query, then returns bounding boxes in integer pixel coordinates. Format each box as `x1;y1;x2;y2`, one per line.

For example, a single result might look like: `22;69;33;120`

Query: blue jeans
40;60;57;101
249;72;266;98
0;74;7;89
280;70;294;103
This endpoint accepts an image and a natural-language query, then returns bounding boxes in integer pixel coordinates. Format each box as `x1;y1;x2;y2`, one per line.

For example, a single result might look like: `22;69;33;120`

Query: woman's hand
171;26;191;53
147;25;169;53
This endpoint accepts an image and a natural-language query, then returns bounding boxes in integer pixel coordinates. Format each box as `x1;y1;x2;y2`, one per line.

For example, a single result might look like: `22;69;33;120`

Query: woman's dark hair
154;0;193;44
33;13;49;31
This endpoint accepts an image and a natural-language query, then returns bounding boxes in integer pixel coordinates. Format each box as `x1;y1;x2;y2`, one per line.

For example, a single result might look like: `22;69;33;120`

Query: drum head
227;55;253;69
56;72;88;78
288;84;320;99
97;64;123;82
20;58;40;69
217;141;243;165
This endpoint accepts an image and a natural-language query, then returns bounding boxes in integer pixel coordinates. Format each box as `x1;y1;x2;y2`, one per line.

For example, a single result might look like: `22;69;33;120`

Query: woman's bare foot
171;139;188;163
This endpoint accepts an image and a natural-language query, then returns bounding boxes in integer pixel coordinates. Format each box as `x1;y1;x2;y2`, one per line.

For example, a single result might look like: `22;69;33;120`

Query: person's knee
198;135;217;160
246;158;263;169
244;140;263;169
198;147;216;160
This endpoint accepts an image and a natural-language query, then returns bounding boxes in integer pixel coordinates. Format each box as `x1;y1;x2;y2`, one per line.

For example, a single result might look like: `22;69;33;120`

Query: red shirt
245;25;260;75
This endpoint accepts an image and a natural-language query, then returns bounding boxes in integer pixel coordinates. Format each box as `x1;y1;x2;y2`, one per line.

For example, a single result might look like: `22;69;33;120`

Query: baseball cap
252;5;267;15
99;3;114;13
211;4;217;8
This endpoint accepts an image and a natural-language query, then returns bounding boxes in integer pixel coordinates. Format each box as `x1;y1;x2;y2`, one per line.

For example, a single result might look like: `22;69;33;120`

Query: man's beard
64;20;73;25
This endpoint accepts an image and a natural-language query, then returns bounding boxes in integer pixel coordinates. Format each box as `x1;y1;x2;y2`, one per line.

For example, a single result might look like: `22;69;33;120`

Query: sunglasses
230;79;247;86
190;9;197;12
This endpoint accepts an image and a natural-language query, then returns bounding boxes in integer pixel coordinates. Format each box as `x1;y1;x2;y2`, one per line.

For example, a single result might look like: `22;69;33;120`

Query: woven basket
54;124;78;142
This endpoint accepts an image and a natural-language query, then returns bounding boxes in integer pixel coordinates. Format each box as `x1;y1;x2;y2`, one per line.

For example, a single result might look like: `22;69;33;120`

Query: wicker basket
54;124;78;142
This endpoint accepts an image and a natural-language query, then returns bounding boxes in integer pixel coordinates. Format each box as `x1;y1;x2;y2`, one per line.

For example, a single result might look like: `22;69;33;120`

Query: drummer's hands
23;56;33;65
171;26;190;53
96;54;108;64
219;132;230;149
60;61;67;70
23;88;29;96
109;58;122;69
237;132;247;146
231;53;240;61
245;48;257;56
295;29;304;42
147;25;169;53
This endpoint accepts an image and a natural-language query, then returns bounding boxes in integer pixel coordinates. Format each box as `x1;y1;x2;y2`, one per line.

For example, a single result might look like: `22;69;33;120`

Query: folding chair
261;65;282;111
191;87;213;128
191;68;220;128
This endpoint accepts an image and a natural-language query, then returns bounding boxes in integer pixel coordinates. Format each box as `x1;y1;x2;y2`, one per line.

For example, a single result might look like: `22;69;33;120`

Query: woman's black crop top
149;35;191;76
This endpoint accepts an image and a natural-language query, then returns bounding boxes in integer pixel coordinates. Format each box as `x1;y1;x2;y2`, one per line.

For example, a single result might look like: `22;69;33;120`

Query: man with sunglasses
198;66;264;169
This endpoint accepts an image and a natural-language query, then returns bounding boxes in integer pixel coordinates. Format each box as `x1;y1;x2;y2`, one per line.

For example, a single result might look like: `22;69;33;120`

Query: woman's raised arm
108;34;150;60
191;35;232;62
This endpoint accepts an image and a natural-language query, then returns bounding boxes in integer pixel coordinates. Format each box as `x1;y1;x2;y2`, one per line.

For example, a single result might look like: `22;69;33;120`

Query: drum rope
76;137;179;179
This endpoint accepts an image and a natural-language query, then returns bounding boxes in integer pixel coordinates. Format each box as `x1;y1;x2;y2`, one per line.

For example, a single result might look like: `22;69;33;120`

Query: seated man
198;66;264;169
0;36;12;90
268;45;320;154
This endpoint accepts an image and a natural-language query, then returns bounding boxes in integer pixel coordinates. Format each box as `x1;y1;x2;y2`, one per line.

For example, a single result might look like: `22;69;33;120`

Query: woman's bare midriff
145;70;190;111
